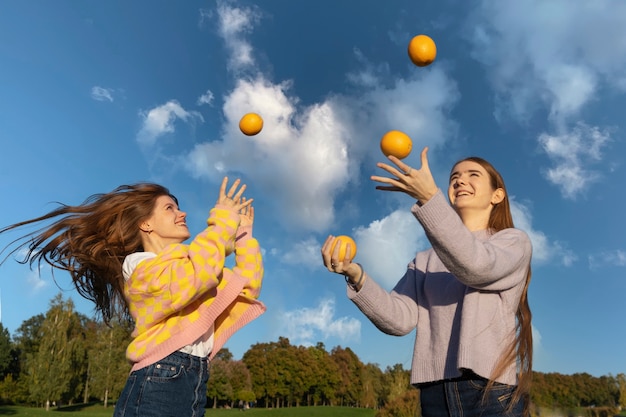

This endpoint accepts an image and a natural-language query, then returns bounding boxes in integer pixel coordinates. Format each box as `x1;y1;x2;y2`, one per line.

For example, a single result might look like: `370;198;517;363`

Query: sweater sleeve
347;262;422;336
411;190;532;291
127;205;241;314
232;225;264;299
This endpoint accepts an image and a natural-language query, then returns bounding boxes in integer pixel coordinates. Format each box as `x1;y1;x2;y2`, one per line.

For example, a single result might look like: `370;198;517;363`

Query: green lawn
0;404;377;417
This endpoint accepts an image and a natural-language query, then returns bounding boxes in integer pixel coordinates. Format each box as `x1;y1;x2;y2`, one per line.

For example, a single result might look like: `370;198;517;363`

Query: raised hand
371;147;439;203
217;177;253;211
239;197;254;227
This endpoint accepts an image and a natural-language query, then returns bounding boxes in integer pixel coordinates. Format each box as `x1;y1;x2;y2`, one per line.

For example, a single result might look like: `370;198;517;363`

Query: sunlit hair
452;157;533;414
0;183;176;325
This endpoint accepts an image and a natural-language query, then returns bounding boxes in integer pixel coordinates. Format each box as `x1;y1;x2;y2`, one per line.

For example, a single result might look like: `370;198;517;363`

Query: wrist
344;263;365;291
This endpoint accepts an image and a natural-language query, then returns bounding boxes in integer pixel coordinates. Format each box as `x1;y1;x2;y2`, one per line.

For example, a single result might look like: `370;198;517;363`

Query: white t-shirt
123;252;214;358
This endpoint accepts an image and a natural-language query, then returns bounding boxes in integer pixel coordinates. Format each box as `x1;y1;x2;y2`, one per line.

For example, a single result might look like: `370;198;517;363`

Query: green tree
243;339;280;407
0;324;13;377
86;320;132;407
26;293;87;410
376;388;420;417
207;353;232;408
305;342;340;406
5;314;45;404
616;373;626;409
361;362;384;409
330;346;364;407
206;348;254;408
228;359;253;406
382;363;410;405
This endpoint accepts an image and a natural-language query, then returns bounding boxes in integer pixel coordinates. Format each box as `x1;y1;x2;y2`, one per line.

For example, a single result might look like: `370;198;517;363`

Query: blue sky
0;0;625;378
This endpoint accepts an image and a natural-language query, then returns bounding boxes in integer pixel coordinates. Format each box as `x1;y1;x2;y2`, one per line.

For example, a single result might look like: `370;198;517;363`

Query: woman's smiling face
142;195;190;245
448;160;503;215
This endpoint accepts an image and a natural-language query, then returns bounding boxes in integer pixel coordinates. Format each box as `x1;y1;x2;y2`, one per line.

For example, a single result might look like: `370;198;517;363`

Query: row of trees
1;293;625;416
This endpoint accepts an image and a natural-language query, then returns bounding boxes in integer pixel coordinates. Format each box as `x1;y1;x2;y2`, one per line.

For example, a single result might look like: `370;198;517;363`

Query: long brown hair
0;183;175;324
454;157;533;413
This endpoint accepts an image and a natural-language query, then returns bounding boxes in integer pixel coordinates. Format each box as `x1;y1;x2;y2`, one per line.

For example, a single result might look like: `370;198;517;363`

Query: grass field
0;404;377;417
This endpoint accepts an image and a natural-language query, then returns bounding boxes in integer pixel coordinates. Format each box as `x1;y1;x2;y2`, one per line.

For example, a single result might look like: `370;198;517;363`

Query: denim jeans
114;351;209;417
418;372;525;417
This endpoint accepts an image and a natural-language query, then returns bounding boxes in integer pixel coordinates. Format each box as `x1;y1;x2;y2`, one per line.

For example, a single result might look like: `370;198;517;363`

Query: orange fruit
407;34;437;67
239;113;263;136
380;130;412;159
331;235;357;262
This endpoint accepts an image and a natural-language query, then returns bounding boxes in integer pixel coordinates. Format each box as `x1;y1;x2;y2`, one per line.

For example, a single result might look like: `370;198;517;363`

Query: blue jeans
418;372;525;417
114;351;209;417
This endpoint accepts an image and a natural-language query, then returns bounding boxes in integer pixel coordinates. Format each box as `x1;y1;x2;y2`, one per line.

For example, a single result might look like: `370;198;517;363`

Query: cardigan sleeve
231;225;264;299
127;205;241;314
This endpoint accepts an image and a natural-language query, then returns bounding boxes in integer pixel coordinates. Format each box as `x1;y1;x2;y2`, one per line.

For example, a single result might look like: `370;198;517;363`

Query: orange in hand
408;34;437;67
380;130;413;159
331;235;357;262
239;113;264;136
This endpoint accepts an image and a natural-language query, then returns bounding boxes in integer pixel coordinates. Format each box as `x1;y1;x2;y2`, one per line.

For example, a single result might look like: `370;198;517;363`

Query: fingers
239;198;254;219
420;147;430;172
321;235;335;270
219;176;229;199
219;177;252;208
321;235;354;274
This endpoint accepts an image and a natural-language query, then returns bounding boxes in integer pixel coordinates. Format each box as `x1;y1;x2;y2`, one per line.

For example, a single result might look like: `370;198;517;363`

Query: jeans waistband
164;350;208;368
417;369;484;388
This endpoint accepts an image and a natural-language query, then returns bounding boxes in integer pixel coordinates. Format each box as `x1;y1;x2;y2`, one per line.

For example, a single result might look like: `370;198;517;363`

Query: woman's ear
491;188;505;205
140;222;151;233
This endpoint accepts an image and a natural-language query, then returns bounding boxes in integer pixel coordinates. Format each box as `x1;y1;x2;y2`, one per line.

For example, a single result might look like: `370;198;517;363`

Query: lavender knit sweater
348;190;532;386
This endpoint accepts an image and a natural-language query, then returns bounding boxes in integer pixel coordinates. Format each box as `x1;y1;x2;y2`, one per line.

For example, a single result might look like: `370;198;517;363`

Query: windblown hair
454;157;533;414
0;183;175;325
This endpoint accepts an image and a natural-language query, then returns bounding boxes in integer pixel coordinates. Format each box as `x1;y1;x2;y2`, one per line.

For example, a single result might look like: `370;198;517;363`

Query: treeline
0;293;625;417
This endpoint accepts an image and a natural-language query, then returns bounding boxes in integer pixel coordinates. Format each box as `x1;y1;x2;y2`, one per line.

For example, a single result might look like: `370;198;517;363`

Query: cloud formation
467;0;624;198
279;297;361;346
137;100;203;147
588;249;626;270
538;123;611;199
511;199;576;267
353;209;428;289
91;86;114;102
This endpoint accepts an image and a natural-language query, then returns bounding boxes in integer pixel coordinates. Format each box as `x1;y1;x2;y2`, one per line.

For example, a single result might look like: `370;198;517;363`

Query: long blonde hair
0;183;175;324
454;157;533;413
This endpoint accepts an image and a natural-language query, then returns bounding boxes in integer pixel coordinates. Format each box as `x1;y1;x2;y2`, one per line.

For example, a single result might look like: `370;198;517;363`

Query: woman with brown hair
322;148;533;416
1;177;266;417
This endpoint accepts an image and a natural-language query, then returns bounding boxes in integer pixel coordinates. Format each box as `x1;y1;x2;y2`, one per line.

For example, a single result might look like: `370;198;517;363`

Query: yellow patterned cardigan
124;205;266;371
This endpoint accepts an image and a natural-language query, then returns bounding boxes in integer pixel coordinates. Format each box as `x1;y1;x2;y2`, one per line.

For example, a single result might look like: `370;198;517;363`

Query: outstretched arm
232;198;263;299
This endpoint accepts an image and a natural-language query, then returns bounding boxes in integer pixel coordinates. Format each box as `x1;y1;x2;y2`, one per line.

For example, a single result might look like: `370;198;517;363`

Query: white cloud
216;0;262;72
468;0;626;124
510;198;576;267
26;270;48;292
185;77;349;231
182;64;458;232
468;0;623;199
279;297;360;346
90;86;114;102
136;100;204;147
353;210;428;289
279;237;322;269
197;89;215;106
150;0;458;234
538;123;611;199
588;249;626;270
